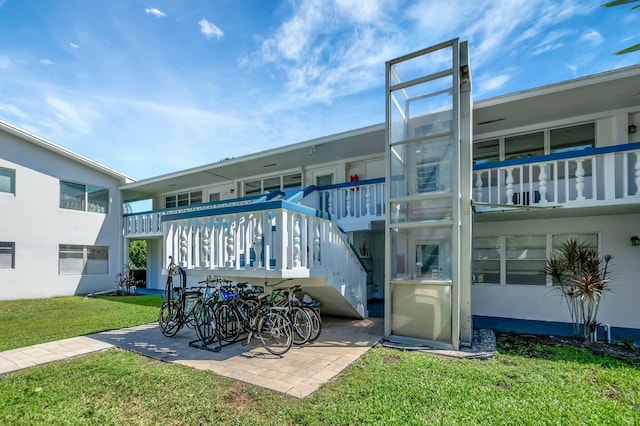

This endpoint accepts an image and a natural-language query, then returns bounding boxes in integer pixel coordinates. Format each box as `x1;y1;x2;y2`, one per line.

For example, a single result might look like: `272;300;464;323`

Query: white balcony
160;200;367;317
473;143;640;210
123;193;281;238
298;178;386;231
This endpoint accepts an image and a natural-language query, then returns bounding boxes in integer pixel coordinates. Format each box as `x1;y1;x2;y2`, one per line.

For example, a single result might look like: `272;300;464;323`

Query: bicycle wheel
257;310;292;355
215;302;241;343
158;301;181;337
289;306;312;345
194;303;218;344
303;306;322;342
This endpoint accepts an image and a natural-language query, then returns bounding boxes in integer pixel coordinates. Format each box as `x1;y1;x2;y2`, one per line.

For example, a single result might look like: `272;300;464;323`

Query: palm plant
545;239;612;341
603;0;640;54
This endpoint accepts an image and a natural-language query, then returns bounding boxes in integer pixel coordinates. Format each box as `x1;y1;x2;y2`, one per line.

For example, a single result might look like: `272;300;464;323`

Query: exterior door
384;39;472;349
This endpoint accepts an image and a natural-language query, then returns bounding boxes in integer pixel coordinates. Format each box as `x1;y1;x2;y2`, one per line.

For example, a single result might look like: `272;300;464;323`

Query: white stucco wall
0;130;125;300
472;213;640;329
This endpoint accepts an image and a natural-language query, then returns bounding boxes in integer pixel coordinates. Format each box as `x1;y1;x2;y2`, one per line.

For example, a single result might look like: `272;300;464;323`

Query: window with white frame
60;181;110;213
0;167;15;194
165;190;202;208
473;122;596;164
243;173;302;196
59;245;108;275
473;233;598;285
0;242;15;268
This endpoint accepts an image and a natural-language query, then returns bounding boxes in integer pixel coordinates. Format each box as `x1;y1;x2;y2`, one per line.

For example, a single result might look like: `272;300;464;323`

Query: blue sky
0;0;638;180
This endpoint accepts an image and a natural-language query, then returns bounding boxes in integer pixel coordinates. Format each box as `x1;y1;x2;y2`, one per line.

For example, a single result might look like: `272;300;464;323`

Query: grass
0;345;638;425
1;297;639;425
0;295;161;351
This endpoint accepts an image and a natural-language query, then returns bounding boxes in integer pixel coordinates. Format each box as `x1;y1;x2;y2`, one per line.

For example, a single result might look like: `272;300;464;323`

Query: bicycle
269;285;322;344
208;288;293;355
158;257;221;350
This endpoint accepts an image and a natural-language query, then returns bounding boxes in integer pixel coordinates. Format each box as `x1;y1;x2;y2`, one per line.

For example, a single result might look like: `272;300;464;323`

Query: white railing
299;178;386;230
162;201;367;315
473;144;640;207
123;193;280;238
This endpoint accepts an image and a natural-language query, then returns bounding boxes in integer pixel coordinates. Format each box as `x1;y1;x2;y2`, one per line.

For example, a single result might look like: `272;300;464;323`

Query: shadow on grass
94;295;162;308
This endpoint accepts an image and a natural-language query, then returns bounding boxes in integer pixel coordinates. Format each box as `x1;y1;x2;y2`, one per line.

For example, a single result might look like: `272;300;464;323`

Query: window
0;167;15;194
209;193;220;202
60;181;109;213
243;172;302;196
0;242;15;269
505;235;547;285
472;236;500;283
550;123;595;153
59;245;108;275
473;233;598;286
165;190;202;208
473;122;596;163
473;139;499;165
504;132;544;161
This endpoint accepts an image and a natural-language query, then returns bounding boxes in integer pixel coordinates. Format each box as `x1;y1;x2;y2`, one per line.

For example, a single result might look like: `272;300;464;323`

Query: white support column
253;214;263;268
179;226;188;267
225;217;235;268
475;171;483;202
202;223;211;267
538;163;548;203
275;210;287;270
293;214;301;268
575;159;586;200
505;168;514;205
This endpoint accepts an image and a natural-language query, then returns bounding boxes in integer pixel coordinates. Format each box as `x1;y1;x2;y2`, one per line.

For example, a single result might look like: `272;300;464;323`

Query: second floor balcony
123;142;640;240
473;142;640;211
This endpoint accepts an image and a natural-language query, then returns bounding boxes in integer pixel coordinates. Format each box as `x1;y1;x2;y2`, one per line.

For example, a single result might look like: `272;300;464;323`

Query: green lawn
1;297;639;425
0;295;161;351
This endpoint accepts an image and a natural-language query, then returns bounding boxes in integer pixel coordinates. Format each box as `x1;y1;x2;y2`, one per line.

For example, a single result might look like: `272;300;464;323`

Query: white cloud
0;56;10;68
478;74;512;95
44;96;97;135
567;64;578;75
199;18;224;40
580;30;603;45
40;59;54;65
256;0;401;107
69;42;79;49
145;7;166;18
0;103;29;120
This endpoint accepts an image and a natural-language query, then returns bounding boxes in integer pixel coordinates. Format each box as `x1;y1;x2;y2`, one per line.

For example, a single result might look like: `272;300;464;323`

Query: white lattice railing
123;193;282;238
298;178;386;230
473;143;640;207
161;201;367;315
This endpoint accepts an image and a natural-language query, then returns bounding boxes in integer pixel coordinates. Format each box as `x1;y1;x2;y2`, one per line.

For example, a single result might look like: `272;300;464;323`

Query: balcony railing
123;191;284;238
473;143;640;207
297;178;386;231
161;200;367;315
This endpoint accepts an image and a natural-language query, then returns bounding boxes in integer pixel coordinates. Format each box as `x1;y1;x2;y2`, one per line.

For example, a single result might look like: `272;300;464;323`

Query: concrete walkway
0;317;383;398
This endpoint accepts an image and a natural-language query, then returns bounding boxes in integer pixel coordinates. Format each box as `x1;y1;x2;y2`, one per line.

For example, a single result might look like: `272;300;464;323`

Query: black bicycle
158;258;219;349
204;287;293;355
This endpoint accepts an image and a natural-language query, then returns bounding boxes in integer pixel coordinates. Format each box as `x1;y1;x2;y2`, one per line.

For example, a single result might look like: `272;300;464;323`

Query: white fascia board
475;64;640;109
0;119;134;183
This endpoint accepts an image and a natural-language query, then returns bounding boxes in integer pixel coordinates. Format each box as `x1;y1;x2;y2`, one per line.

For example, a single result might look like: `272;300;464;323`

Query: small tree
129;240;147;270
545;239;612;342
